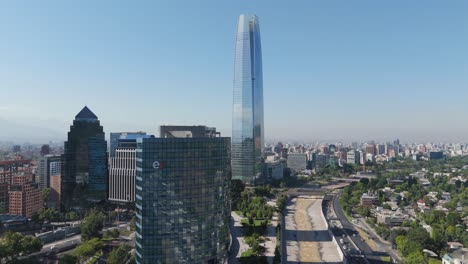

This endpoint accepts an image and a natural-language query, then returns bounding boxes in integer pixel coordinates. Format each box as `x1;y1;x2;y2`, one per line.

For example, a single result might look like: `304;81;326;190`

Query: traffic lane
42;235;81;253
332;196;373;254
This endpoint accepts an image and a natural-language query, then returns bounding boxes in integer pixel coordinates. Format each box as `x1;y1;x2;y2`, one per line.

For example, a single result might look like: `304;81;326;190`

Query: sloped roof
75;106;98;120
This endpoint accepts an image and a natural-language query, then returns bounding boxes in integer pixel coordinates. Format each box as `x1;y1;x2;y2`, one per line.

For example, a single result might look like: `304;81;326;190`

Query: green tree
30;213;42;224
0;232;43;263
80;208;105;241
130;216;137;231
41;187;51;206
405;251;426;264
104;228;120;239
59;254;78;264
65;211;80;221
71;238;103;262
107;244;131;264
446;212;459;226
445;225;456;241
40;208;61;222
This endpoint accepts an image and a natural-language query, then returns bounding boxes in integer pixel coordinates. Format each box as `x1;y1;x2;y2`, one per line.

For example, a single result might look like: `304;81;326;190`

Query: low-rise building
442;248;468;264
372;207;408;227
360;193;379;208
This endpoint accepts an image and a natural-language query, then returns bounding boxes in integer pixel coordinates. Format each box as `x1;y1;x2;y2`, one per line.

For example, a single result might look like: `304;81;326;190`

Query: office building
0;159;32;214
263;159;284;180
40;144;50;156
315;153;329;170
287;153;308;172
9;173;42;218
160;125;219;138
110;132;147;158
49;174;61;209
109;149;137;203
37;155;61;190
108;132;149;203
135;126;231;264
366;143;376;156
232;14;264;185
429;151;444;160
347;150;360;165
61;106;107;210
360;193;379;208
12;145;21;153
374;144;384;155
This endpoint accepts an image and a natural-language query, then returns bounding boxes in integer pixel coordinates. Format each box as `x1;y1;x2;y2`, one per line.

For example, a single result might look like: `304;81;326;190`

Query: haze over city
1;1;467;143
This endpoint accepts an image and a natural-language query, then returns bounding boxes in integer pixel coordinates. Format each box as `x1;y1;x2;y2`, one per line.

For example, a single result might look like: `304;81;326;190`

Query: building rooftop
75;106;98;120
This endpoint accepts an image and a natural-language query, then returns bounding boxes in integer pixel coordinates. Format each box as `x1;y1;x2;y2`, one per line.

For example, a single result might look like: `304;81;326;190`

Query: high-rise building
9;173;42;218
61;106;107;210
376;144;385;155
287;153;308;172
135;126;231;264
232;14;264;185
110;132;147;158
38;155;61;190
40;144;51;156
366;143;376;156
12;145;21;153
0;159;32;214
160;125;220;138
49;174;61;209
108;132;150;203
347;150;360;165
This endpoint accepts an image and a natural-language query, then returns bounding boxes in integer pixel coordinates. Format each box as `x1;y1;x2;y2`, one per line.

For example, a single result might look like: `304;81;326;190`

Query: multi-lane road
331;191;399;263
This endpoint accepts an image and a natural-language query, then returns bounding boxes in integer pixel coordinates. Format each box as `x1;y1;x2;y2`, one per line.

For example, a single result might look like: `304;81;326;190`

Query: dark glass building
135;126;231;264
232;14;264;185
61;106;107;210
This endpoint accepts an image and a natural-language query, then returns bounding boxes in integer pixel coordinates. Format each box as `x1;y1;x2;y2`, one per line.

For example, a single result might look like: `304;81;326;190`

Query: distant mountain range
0;118;65;143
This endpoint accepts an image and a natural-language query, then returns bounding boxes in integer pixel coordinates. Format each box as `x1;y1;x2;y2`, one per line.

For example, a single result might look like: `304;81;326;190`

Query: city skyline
0;1;467;143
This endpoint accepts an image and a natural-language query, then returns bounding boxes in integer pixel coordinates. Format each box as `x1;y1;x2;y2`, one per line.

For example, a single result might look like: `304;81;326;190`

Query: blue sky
0;1;467;143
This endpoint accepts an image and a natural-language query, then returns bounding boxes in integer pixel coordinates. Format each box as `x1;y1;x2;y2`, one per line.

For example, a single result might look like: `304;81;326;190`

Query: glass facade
61;107;107;210
232;14;264;185
135;137;231;264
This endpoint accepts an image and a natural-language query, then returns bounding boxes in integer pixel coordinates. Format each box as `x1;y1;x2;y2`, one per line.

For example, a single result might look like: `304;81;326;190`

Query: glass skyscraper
232;14;264;185
61;106;107;210
135;126;231;264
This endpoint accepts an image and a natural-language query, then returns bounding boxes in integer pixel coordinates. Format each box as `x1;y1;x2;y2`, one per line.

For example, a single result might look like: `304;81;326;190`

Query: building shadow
284;229;333;242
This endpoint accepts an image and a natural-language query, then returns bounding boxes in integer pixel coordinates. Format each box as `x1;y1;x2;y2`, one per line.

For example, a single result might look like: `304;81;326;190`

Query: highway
25;222;131;262
332;191;395;263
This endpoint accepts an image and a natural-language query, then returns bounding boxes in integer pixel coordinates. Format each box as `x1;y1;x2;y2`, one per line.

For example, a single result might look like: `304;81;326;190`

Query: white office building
108;148;136;203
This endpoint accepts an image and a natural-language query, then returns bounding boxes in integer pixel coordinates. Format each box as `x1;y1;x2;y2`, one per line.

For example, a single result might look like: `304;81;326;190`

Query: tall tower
232;14;264;185
61;106;107;210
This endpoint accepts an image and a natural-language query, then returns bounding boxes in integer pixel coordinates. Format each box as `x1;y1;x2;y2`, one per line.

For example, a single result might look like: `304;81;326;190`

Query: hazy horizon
1;1;467;143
